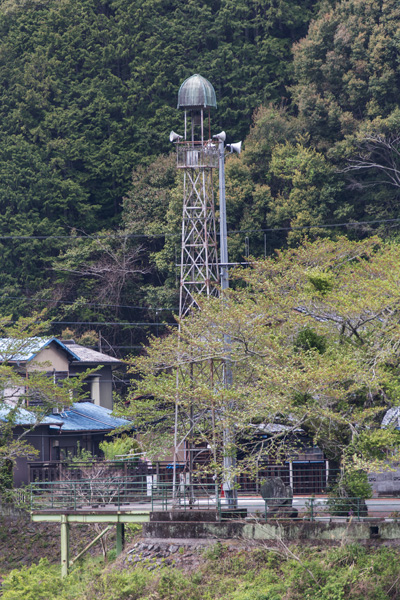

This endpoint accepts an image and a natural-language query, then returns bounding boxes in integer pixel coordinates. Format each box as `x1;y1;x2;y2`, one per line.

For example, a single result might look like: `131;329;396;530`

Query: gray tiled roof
0;338;64;363
0;337;121;365
63;341;121;364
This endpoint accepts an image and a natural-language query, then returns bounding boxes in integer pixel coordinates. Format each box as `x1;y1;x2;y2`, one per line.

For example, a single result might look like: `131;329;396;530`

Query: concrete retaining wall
143;512;400;545
0;501;27;517
369;468;400;497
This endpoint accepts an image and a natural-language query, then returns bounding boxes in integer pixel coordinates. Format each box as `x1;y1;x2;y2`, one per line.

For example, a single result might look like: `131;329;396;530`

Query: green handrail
29;482;370;522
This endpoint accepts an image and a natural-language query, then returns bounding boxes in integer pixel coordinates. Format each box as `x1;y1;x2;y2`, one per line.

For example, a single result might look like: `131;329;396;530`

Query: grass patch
2;544;400;599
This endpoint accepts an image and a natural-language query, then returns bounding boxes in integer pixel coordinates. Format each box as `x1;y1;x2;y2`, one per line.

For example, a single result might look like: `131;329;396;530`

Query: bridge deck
31;508;151;523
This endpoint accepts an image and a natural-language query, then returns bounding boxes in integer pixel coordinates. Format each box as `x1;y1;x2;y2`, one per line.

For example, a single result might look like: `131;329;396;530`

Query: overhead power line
2;320;174;328
236;217;400;234
0;296;178;312
51;321;177;326
0;216;399;242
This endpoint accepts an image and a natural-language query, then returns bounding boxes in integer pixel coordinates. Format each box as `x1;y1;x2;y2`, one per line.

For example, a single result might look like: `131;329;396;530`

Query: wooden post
116;522;125;556
60;515;70;578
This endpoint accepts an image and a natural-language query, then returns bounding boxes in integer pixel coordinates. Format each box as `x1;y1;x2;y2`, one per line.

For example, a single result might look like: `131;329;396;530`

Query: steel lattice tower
170;74;239;506
172;74;220;318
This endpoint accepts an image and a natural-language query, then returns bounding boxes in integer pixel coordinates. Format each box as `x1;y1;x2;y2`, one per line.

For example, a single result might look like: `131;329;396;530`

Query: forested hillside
2;0;400;354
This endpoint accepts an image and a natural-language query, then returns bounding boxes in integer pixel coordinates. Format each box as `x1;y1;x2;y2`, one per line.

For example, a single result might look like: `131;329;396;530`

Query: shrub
99;436;141;460
327;471;372;517
1;559;60;600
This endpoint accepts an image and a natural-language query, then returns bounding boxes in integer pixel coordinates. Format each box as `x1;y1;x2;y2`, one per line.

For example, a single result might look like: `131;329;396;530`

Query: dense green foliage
99;434;141;459
126;237;400;478
293;0;400;141
2;0;400;356
3;545;400;599
230;0;400;251
0;0;325;328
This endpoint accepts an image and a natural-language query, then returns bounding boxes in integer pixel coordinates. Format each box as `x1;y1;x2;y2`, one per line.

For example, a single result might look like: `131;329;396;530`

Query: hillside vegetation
2;542;400;600
0;0;324;333
1;0;400;352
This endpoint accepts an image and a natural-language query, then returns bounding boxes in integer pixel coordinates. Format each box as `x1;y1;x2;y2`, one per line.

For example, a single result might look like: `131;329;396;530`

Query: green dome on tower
177;74;217;109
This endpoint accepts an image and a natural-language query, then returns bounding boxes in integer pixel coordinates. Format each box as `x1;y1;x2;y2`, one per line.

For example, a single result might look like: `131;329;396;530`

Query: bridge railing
30;481;400;522
29;478;221;512
30;477;151;511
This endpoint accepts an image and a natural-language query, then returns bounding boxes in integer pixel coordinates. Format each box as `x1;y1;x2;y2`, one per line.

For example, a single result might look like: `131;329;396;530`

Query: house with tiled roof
0;337;130;486
3;402;131;486
0;337;122;410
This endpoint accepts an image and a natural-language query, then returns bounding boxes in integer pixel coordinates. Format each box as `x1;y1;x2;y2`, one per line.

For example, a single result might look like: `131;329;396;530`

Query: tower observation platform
176;141;218;169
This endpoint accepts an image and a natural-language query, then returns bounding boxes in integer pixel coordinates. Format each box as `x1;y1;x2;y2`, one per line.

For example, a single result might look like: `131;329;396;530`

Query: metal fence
236;464;340;496
28;459;340;496
150;481;220;511
29;479;221;512
259;497;400;522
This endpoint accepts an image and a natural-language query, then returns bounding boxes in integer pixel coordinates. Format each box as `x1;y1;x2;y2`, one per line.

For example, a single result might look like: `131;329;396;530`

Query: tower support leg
61;515;70;578
116;523;125;556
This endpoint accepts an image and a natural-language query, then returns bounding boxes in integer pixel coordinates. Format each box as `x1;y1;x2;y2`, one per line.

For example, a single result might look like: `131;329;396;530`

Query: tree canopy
0;0;327;324
125;237;400;478
220;0;400;260
3;0;400;363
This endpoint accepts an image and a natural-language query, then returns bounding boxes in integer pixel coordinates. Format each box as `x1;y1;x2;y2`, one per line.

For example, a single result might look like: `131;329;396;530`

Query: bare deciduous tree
342;133;400;189
55;232;151;315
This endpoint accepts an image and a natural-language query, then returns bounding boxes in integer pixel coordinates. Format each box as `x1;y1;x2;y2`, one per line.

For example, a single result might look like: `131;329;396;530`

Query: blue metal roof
49;402;131;432
0;401;131;431
0;404;61;426
0;337;80;363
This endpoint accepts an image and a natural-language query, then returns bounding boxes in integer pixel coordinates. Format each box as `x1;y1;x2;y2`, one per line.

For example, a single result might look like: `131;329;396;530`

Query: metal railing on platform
30;480;400;522
29;479;221;512
30;477;151;511
260;497;400;522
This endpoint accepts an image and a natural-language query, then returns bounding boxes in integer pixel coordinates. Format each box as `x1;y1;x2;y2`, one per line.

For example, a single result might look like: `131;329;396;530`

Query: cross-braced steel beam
179;166;219;318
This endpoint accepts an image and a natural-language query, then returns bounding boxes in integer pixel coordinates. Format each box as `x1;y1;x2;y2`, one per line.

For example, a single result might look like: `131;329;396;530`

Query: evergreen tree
0;0;324;323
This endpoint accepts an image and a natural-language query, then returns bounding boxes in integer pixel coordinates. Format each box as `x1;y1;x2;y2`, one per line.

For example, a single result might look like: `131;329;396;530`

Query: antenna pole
219;139;237;509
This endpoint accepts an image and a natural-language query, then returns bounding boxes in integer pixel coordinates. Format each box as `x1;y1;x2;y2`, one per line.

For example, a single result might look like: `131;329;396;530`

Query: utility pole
216;134;241;509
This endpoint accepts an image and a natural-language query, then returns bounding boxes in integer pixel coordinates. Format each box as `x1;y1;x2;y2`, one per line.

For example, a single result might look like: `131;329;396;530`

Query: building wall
13;425;51;487
28;344;69;373
24;344;115;409
99;365;113;410
70;364;114;410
